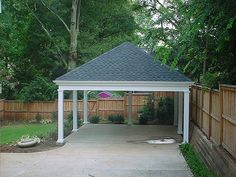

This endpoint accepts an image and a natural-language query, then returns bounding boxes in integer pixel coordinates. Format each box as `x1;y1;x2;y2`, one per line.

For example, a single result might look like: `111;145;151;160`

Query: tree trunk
68;0;81;71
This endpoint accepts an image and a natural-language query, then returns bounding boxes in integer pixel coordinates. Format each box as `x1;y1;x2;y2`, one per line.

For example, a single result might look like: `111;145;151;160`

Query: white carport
54;42;193;144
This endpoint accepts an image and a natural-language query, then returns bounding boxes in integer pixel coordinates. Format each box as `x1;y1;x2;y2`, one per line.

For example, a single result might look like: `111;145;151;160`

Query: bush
108;115;115;122
139;114;148;125
51;111;58;122
138;94;155;125
108;114;124;124
35;113;42;123
17;76;57;102
89;115;100;124
139;104;152;125
157;97;174;125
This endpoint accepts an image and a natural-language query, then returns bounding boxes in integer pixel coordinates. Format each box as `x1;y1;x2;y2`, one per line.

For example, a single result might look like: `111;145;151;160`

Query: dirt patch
0;137;63;153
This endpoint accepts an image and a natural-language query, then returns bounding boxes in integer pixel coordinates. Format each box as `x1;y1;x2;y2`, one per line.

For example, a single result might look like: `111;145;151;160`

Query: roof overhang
54;80;194;92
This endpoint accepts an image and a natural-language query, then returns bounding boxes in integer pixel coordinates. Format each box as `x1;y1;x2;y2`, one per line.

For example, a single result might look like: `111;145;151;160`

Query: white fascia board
55;81;194;92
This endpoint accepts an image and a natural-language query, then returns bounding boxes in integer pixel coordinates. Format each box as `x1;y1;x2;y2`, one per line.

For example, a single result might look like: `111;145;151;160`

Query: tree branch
76;0;81;33
40;0;70;33
26;3;67;67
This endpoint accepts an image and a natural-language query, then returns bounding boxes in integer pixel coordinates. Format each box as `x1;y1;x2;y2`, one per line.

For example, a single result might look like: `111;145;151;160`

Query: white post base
83;121;89;124
72;129;78;132
56;139;65;144
177;130;183;134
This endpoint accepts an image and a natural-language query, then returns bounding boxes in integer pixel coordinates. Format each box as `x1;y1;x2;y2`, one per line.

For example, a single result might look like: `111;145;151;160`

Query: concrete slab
0;124;192;177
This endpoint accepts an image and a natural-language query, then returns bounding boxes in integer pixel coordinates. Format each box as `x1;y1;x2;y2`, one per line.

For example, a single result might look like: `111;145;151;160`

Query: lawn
0;123;57;144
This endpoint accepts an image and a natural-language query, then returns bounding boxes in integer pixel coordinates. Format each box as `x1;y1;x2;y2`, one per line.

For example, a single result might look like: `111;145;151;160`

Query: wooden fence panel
196;87;202;127
221;85;236;158
191;87;198;123
98;99;124;118
202;90;210;137
0;99;4;121
210;90;221;145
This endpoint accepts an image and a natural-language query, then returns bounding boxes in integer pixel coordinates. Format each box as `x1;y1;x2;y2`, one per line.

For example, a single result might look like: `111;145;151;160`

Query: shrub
89;115;100;124
66;111;80;127
108;114;124;124
35;113;42;123
139;114;148;125
51;111;58;122
108;115;115;122
139;104;152;125
157;97;174;125
17;76;57;102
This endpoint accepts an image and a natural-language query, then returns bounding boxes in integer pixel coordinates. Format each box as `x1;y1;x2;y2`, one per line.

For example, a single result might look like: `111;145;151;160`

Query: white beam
72;90;78;132
173;92;178;126
128;91;133;125
57;89;64;144
177;92;183;134
183;90;190;143
58;85;191;92
83;90;89;124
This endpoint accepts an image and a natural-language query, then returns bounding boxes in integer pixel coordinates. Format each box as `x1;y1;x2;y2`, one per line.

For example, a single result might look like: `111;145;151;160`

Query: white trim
54;80;193;86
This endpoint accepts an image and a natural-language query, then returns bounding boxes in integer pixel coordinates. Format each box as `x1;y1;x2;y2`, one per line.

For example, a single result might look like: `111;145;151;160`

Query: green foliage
139;94;155;125
157;97;174;125
180;144;218;177
66;111;80;127
135;0;236;86
51;111;58;122
108;114;125;124
0;0;138;100
35;113;42;123
17;76;57;102
89;115;100;124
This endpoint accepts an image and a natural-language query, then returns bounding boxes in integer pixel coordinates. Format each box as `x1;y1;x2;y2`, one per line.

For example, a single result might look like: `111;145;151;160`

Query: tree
0;0;138;99
134;0;236;87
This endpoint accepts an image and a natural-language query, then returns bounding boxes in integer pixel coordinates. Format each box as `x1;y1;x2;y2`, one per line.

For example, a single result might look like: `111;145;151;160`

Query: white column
183;90;190;143
177;92;183;134
83;90;89;124
72;90;78;132
128;91;133;125
173;92;178;126
57;89;64;144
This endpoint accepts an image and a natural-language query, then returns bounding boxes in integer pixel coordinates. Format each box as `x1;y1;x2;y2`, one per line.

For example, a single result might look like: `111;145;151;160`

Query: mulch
0;137;63;153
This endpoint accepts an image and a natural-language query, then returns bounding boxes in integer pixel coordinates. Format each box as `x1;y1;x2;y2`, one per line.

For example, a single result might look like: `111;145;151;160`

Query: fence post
200;88;204;129
208;89;212;139
219;84;224;145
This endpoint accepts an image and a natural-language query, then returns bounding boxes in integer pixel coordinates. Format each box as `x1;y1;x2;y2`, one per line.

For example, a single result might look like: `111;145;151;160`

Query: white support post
57;89;64;144
174;92;178;126
183;90;190;143
72;90;78;132
83;90;89;124
177;92;183;134
128;91;133;125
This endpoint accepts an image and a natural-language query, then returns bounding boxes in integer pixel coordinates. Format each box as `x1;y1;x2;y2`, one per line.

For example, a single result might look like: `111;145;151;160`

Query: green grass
180;144;219;177
0;123;57;144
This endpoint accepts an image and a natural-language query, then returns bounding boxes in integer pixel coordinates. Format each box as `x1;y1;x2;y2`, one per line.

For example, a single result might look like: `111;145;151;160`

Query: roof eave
53;80;194;87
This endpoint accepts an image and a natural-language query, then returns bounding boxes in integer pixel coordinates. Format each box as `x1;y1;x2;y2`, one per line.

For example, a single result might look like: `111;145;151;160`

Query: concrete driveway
0;124;192;177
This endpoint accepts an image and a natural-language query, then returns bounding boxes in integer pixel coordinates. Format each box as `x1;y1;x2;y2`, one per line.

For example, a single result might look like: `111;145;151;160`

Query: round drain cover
146;138;175;144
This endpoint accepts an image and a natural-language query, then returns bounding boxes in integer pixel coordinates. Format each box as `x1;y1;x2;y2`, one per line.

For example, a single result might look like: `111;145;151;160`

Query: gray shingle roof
56;42;191;82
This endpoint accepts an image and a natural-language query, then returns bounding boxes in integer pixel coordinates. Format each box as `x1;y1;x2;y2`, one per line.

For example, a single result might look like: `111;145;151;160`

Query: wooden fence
191;84;236;159
0;92;174;122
